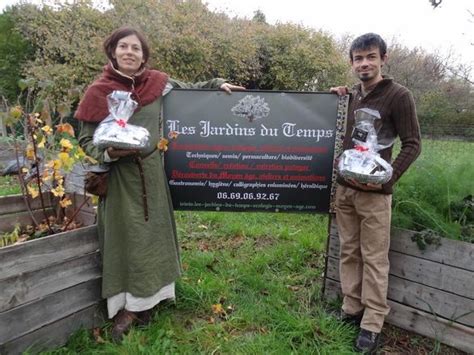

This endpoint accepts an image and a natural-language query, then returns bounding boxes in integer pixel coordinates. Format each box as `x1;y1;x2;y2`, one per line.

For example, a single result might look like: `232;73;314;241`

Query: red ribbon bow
116;119;127;128
355;145;369;152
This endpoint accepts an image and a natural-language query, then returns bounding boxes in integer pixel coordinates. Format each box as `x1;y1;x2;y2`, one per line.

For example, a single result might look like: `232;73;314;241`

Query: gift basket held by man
74;26;244;342
338;107;393;185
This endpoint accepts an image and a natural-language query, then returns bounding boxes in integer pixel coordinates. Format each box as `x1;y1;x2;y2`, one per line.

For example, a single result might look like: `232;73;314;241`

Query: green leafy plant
411;229;442;251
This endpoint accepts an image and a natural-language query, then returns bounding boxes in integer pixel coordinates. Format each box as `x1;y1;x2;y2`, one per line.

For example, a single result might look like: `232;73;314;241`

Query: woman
75;26;243;341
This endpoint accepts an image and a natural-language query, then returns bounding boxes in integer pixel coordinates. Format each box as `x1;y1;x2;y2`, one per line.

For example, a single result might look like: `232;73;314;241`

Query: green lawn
0;175;21;196
37;210;457;354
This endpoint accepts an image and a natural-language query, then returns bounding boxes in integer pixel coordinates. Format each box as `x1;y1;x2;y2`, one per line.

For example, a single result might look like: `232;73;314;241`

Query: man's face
351;46;387;84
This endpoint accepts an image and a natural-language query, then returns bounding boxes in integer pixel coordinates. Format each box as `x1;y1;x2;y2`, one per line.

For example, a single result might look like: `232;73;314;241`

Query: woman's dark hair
349;33;387;61
103;26;150;69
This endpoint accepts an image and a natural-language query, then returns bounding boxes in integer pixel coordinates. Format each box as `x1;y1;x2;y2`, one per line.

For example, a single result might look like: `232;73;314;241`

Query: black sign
163;89;343;213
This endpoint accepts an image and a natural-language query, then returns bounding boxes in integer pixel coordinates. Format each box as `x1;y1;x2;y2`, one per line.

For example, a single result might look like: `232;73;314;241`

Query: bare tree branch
430;0;443;9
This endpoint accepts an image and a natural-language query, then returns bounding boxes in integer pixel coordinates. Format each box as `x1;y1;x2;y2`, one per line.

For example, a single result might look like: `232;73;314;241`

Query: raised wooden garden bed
0;194;102;355
323;215;474;354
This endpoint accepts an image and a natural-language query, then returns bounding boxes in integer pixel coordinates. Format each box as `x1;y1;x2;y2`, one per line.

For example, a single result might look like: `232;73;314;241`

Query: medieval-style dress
75;63;225;318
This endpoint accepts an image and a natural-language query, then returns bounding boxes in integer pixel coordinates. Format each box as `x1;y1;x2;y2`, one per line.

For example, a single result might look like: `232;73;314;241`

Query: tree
0;9;33;102
382;39;473;133
252;9;266;24
9;0;348;97
429;0;442;9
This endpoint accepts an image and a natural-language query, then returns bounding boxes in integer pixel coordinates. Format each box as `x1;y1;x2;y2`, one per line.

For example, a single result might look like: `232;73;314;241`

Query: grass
35;210;460;354
0;175;21;196
392;139;473;242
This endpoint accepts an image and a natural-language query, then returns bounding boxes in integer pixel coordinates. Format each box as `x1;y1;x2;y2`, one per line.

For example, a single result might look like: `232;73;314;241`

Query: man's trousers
335;185;392;333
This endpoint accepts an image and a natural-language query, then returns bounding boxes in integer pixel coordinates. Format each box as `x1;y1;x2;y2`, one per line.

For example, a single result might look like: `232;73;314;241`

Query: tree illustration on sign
231;95;270;122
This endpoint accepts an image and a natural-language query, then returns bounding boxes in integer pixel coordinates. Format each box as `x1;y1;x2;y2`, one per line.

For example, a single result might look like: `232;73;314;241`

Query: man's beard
359;73;373;82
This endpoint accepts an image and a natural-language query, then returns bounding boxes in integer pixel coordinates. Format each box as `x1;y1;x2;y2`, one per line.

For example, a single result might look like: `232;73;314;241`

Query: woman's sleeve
167;77;227;89
78;121;107;164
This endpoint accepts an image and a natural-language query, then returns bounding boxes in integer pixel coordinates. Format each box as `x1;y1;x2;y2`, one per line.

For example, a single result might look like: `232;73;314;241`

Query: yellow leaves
210;298;235;322
41;125;53;135
37;136;46;148
59;197;72;208
10;106;22;119
157;138;169;152
27;185;39;199
59;138;73;151
74;146;86;160
46;159;62;171
211;303;225;315
83;155;98;165
58;151;75;171
7;106;23;126
90;195;99;205
26;144;36;160
168;130;179;139
42;169;52;182
51;184;65;197
56;123;75;137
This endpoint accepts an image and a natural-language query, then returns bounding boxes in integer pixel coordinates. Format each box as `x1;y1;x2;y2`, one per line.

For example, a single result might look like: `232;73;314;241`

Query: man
331;33;421;353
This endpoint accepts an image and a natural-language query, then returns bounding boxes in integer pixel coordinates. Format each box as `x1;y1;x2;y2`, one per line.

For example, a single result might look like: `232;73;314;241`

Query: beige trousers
335;185;392;333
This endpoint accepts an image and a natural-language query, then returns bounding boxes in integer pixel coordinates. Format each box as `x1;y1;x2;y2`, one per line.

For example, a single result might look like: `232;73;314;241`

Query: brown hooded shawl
75;63;169;122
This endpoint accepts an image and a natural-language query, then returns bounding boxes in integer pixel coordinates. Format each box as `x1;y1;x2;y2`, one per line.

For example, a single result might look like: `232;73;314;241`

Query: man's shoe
339;310;363;327
111;310;139;342
354;328;380;354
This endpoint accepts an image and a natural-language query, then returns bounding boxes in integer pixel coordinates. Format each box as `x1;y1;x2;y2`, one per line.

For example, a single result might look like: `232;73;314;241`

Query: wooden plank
391;228;474;272
0;303;105;355
326;254;474;300
387;275;474;328
0;251;101;312
0;208;55;232
326;256;340;281
70;193;96;215
328;222;474;272
387;299;474;354
0;225;99;280
323;277;342;300
0;193;96;220
329;220;338;237
0;194;54;215
389;251;473;299
327;234;340;258
76;210;97;226
0;277;102;343
325;257;474;327
323;279;474;353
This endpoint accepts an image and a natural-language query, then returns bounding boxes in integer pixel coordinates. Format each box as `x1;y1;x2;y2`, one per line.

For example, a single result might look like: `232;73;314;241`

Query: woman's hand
106;147;139;159
219;83;246;94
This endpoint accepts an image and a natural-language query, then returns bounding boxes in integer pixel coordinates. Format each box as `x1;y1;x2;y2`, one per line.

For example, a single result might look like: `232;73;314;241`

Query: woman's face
113;34;145;76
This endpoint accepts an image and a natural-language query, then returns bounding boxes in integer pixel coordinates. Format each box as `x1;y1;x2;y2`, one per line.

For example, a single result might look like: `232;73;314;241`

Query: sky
1;0;473;68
